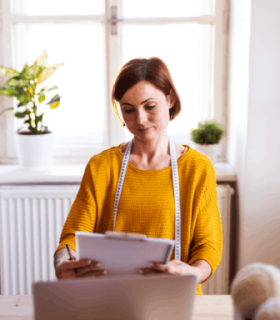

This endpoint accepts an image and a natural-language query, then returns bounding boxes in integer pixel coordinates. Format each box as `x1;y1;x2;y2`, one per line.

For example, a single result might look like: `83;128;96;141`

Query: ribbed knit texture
55;143;223;295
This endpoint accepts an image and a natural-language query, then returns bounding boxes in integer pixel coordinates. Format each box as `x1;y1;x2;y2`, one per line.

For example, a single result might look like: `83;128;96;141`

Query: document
76;231;175;276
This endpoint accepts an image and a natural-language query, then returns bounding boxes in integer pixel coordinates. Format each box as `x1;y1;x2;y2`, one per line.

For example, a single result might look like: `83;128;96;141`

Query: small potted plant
0;50;63;170
190;120;225;164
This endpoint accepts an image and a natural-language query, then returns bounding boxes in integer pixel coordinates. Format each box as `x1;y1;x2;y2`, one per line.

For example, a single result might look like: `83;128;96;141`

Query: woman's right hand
54;248;106;279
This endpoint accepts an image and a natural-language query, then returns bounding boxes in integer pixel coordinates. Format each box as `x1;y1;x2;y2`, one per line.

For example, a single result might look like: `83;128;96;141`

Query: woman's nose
135;108;148;124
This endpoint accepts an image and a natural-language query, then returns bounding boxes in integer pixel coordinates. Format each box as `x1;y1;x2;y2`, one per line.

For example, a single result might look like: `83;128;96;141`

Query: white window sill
0;163;237;185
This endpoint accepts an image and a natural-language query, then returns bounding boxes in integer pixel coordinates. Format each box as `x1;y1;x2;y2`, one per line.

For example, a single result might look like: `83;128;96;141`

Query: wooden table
0;295;234;319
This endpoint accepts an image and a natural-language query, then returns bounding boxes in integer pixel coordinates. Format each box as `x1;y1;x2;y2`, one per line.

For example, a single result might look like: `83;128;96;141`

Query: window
0;0;229;165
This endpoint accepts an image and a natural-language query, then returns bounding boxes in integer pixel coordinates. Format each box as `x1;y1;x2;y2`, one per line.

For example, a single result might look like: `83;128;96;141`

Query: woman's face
119;81;172;141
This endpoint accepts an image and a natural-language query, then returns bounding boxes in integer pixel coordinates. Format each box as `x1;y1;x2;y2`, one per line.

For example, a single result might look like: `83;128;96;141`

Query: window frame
0;0;229;165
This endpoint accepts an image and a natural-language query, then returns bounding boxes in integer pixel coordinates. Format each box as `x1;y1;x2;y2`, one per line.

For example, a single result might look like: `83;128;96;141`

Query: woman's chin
133;132;161;143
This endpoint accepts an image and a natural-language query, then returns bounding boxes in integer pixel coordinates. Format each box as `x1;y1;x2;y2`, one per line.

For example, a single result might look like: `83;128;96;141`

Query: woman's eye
146;105;155;110
124;105;155;114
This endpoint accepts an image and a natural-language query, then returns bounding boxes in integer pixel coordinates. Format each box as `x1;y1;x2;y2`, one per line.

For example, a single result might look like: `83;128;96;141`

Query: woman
54;57;223;295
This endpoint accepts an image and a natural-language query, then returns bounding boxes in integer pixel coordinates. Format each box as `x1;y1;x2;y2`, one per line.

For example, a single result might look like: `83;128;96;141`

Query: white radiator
202;184;235;294
0;185;79;295
0;184;234;295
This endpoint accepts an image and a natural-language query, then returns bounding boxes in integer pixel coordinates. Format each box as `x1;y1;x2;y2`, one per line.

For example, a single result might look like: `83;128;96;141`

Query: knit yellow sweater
55;143;223;295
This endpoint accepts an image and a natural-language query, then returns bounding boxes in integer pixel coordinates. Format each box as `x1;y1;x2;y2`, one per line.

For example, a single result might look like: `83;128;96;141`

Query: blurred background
0;0;280;296
0;0;223;161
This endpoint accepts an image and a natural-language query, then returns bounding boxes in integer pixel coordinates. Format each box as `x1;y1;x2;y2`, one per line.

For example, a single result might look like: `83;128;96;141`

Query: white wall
0;87;6;161
227;0;251;274
228;0;280;273
0;0;5;161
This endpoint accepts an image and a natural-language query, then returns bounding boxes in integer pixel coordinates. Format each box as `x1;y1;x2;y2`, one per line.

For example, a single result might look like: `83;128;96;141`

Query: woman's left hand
139;260;202;282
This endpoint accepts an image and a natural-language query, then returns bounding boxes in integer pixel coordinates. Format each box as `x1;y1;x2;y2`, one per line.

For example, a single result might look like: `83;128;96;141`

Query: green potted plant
190;120;225;164
0;50;63;170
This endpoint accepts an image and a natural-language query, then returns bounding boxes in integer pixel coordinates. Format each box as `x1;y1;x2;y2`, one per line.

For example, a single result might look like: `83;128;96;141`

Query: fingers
63;259;99;271
77;270;106;278
168;260;182;266
150;262;165;271
57;268;105;279
57;269;77;279
145;260;185;275
150;260;181;268
140;268;165;275
56;260;102;280
139;262;169;275
75;262;101;276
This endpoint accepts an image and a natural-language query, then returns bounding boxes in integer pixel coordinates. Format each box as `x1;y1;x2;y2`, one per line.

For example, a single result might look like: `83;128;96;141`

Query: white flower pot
15;132;55;171
193;142;219;165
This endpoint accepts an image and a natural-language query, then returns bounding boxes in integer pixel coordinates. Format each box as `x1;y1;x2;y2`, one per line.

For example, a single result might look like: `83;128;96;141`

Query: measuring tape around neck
112;137;181;261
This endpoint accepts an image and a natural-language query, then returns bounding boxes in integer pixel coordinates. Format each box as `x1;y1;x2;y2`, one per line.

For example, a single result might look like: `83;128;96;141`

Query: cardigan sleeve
54;161;97;257
187;161;223;283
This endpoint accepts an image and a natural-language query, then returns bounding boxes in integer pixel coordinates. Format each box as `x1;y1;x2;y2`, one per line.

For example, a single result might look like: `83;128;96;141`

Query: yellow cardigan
55;143;223;295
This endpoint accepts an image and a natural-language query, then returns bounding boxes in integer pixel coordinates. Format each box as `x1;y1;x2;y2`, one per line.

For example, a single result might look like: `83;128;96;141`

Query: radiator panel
0;184;233;295
0;186;79;295
202;184;234;294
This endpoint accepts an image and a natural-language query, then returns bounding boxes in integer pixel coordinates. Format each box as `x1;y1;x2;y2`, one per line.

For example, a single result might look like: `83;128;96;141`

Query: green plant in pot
191;120;225;164
0;50;63;170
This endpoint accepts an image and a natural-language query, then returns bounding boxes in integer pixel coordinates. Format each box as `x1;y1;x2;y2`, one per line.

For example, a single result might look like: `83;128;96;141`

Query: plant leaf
191;120;225;144
0;85;30;102
6;77;30;87
45;85;58;91
37;114;43;122
46;93;60;103
17;95;30;103
47;94;61;109
15;89;31;103
17;98;31;107
49;100;60;109
38;93;45;103
0;106;14;116
35;50;48;68
38;85;58;95
0;66;20;78
15;111;28;118
37;63;64;84
20;63;43;81
0;86;19;97
27;86;35;98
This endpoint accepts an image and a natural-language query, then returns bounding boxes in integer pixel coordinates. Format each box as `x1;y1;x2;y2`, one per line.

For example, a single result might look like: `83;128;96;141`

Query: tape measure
112;137;181;261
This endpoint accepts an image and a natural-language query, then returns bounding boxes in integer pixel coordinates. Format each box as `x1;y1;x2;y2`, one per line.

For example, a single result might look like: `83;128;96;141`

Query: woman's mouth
138;127;152;132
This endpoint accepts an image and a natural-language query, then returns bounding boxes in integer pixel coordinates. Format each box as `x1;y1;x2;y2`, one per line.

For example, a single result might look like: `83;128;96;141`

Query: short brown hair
112;57;181;126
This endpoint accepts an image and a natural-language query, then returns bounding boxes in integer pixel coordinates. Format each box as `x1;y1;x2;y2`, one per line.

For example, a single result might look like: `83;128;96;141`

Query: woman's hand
54;248;106;279
139;259;202;282
56;258;106;279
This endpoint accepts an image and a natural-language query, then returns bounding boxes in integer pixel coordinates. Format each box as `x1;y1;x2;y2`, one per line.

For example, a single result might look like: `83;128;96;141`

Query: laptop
33;274;197;320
